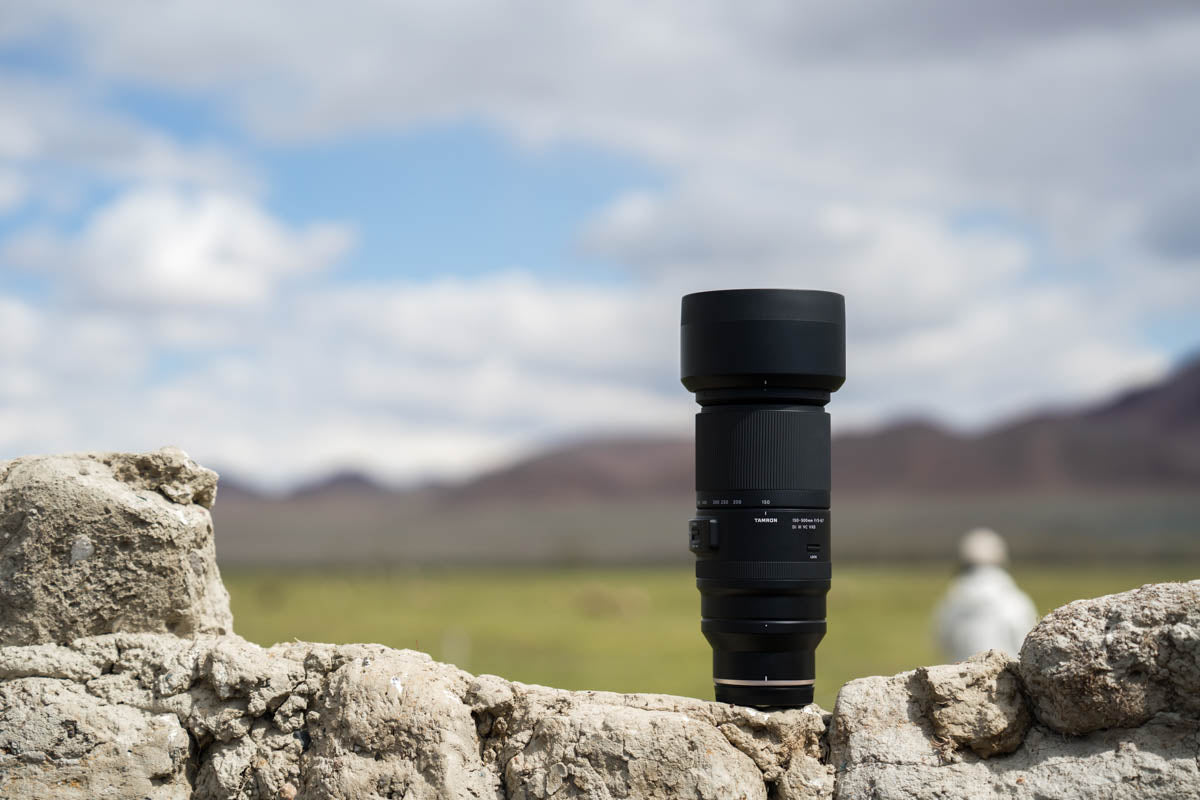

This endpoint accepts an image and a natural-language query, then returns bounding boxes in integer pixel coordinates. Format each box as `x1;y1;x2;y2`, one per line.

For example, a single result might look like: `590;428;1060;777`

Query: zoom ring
695;408;830;502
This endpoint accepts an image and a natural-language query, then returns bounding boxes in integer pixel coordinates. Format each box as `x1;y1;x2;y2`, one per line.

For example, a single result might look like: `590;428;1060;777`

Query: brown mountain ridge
449;354;1200;500
220;354;1199;502
209;356;1199;565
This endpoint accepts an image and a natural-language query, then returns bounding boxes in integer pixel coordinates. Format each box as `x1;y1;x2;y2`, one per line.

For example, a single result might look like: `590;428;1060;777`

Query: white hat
958;527;1008;567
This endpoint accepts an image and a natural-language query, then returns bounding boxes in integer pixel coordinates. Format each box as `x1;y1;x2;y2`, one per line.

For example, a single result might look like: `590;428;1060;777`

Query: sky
0;1;1197;489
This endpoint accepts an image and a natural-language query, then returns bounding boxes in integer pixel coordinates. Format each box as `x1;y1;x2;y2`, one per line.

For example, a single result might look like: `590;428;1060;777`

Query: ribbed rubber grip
695;408;829;495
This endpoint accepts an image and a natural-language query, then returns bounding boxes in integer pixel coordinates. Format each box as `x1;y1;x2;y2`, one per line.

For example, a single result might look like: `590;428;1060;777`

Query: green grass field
226;564;1199;709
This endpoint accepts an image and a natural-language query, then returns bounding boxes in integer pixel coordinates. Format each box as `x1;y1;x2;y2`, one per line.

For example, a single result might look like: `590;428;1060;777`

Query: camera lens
681;289;845;708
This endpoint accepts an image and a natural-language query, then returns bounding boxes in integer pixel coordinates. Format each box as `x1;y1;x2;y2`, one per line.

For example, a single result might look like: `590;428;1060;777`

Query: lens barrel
681;289;845;707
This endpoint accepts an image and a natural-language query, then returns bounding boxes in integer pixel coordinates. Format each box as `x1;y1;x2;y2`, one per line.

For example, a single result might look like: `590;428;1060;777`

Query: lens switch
688;518;719;553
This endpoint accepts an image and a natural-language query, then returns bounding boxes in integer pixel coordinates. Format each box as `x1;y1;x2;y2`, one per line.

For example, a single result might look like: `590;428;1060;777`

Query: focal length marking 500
681;289;845;708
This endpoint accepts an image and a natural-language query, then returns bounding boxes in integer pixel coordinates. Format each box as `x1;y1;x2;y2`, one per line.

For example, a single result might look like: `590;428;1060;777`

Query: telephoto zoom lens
681;289;845;708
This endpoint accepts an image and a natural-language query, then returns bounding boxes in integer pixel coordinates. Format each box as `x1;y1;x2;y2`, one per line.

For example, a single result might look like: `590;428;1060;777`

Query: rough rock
829;649;1200;799
830;682;1199;800
2;449;1200;799
5;620;1198;800
0;669;192;798
918;649;1030;756
469;679;829;800
1019;580;1200;734
0;448;232;645
0;634;833;799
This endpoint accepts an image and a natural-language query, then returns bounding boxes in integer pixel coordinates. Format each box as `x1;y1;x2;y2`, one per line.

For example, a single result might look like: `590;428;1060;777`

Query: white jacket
934;565;1038;662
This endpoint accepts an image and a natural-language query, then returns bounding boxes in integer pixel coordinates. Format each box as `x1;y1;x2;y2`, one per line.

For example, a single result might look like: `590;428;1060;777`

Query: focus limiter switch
688;518;719;553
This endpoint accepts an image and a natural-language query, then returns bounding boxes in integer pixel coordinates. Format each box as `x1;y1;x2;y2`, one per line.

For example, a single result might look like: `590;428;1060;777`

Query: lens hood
681;289;845;397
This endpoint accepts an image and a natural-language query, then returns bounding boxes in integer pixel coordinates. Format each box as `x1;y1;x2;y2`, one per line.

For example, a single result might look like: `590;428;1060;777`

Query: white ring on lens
713;678;815;687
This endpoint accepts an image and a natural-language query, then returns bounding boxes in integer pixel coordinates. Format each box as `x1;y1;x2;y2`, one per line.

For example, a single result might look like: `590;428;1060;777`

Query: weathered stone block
1020;580;1200;734
0;448;232;646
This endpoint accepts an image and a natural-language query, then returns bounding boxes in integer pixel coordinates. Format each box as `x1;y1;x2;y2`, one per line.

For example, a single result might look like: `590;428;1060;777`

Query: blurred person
934;528;1037;662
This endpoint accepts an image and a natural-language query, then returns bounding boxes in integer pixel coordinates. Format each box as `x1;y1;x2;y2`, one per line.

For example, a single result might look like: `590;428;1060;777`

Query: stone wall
1;450;1197;799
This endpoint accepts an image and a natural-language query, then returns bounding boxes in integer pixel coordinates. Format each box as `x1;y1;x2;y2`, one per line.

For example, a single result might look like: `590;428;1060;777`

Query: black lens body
681;289;845;708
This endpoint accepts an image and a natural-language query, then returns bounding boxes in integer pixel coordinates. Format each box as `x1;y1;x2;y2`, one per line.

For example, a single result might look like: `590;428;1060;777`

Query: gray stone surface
918;649;1030;757
1020;580;1200;734
4;623;1196;800
0;671;192;798
825;580;1200;799
470;680;829;800
829;652;1200;799
1;449;1199;799
0;634;833;799
831;694;1200;800
0;448;232;646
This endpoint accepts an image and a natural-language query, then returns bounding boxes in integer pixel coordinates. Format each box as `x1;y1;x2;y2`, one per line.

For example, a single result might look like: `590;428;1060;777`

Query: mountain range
239;354;1199;503
210;356;1199;565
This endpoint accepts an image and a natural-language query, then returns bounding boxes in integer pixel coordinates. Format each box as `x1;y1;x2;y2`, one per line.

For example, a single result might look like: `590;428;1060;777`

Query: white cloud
0;272;689;487
842;287;1169;428
0;75;258;212
0;2;1195;485
0;168;27;213
18;2;1191;296
5;186;355;307
583;183;1033;337
0;257;1168;487
0;295;40;365
308;273;674;377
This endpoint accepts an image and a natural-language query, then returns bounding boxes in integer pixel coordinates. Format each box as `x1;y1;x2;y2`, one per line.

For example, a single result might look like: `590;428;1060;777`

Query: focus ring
695;408;829;498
